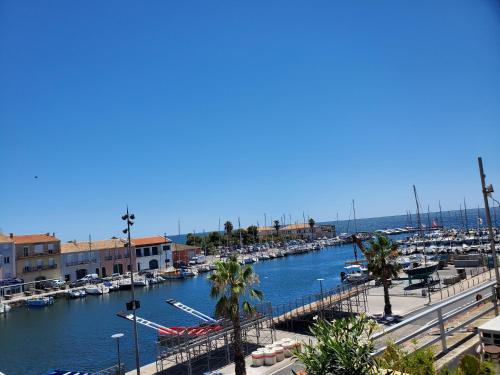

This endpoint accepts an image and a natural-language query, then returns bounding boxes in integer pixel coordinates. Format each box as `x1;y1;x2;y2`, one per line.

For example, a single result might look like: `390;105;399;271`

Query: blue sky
1;1;500;241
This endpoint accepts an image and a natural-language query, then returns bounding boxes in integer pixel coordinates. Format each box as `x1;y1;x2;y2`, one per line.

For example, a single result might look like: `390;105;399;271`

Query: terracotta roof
172;243;200;251
61;238;127;253
11;233;59;244
282;223;311;230
257;226;275;232
0;234;13;243
132;236;171;247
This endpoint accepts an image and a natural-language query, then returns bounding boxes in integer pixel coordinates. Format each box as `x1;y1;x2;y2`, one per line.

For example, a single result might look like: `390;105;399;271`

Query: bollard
437;308;448;352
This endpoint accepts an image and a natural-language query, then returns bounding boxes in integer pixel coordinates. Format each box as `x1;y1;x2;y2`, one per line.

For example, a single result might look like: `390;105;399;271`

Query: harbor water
1;243;355;375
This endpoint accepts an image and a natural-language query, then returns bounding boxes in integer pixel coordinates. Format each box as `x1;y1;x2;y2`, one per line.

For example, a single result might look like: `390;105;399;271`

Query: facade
172;243;201;266
132;236;172;272
0;234;16;280
96;239;130;278
12;233;61;283
60;240;100;282
257;226;276;238
280;223;336;239
280;223;311;238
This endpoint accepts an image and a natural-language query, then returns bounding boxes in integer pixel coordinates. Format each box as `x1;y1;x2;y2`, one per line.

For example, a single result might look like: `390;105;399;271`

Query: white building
132;236;172;272
0;234;16;280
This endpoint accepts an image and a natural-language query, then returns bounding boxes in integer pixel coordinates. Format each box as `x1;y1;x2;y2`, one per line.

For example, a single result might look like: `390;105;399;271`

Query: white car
50;279;66;287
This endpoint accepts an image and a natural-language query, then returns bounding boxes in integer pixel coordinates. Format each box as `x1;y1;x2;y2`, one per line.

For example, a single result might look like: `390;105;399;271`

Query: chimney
52;232;55;237
9;233;13;239
46;232;50;236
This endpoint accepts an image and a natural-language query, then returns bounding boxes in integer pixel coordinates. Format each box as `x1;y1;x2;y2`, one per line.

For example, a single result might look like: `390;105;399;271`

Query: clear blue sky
1;1;500;241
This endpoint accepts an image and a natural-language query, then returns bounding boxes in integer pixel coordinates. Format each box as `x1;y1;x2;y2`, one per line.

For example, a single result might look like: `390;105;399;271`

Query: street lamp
317;278;325;319
111;333;124;374
122;208;141;374
478;157;500;314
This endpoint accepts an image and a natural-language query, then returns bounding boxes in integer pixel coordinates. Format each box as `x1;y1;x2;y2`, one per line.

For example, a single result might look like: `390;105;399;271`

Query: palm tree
364;235;401;316
208;255;263;375
224;220;233;249
308;218;315;240
273;220;281;237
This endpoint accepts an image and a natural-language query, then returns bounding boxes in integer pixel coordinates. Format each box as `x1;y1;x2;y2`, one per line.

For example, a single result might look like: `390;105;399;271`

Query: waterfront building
172;243;202;266
257;226;275;238
132;235;172;272
12;233;61;283
96;238;130;278
280;223;336;239
0;234;16;280
60;240;100;282
61;238;131;280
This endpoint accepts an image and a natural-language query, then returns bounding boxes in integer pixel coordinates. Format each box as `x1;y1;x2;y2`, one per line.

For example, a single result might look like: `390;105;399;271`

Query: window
162;245;170;251
64;274;70;282
34;244;44;254
48;258;55;266
23;246;29;257
143;247;150;257
4;257;10;264
136;248;142;257
48;244;55;254
152;246;158;255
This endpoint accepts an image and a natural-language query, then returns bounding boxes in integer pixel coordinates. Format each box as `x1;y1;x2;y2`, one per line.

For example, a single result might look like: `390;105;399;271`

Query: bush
293;314;378;375
378;342;435;375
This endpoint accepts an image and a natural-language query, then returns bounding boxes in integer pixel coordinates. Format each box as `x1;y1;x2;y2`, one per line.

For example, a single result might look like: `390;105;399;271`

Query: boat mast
413;185;426;266
464;198;469;232
352;199;358;262
439;201;444;229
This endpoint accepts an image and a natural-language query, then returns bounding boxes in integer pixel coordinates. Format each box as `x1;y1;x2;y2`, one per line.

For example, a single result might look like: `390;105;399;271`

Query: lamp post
122;208;141;374
478;157;500;314
317;278;325;319
111;333;124;374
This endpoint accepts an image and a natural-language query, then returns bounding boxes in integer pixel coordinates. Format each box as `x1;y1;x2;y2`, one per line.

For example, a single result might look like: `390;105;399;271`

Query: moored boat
26;296;54;307
0;302;11;313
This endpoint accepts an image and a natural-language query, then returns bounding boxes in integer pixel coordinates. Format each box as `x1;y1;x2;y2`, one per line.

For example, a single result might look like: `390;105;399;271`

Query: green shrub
378;342;435;375
293;314;378;375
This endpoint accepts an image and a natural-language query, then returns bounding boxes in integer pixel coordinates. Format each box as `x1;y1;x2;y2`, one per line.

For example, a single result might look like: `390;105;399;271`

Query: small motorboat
0;302;11;314
85;285;109;295
341;264;370;283
26;296;54;307
103;281;120;291
67;289;85;299
133;278;148;287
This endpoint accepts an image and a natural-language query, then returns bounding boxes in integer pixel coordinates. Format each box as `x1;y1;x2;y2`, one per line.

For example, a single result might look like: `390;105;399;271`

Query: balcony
22;264;58;273
18;251;60;259
65;260;97;267
104;256;113;261
114;255;123;260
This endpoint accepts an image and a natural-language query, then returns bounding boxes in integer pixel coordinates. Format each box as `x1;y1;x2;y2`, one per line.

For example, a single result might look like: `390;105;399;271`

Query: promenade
127;266;496;375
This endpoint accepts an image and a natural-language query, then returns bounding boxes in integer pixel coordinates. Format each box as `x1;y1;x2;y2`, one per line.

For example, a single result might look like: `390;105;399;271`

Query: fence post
437;308;448;353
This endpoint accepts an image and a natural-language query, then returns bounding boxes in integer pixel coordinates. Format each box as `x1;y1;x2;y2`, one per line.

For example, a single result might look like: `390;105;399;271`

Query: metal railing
372;280;497;355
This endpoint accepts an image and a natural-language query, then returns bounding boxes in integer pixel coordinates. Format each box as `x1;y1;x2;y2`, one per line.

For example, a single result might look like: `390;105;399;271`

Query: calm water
1;209;497;375
1;244;355;375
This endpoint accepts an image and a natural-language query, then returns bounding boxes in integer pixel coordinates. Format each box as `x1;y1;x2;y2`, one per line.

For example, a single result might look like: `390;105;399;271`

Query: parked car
49;280;66;288
78;274;99;283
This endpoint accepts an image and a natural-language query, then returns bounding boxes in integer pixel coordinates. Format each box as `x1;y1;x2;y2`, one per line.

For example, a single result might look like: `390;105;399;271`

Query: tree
364;235;401;316
247;225;258;243
224;221;233;248
294;314;378;375
208;255;263;375
309;218;315;240
273;220;281;237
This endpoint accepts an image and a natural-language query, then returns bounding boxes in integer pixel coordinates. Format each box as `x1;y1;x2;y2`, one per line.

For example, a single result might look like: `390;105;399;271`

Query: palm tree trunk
383;279;392;316
232;300;246;375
